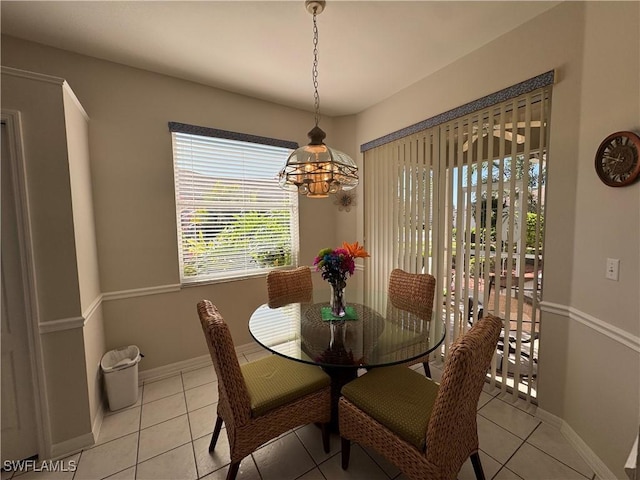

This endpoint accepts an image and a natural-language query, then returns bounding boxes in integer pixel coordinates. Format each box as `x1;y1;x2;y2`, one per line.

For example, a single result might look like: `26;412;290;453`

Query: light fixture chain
278;0;358;198
312;10;320;127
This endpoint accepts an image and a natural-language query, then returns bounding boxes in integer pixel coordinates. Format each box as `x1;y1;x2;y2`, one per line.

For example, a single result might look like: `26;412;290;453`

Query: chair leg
423;361;431;378
226;461;240;480
209;416;224;452
321;423;330;454
341;437;351;470
470;452;486;480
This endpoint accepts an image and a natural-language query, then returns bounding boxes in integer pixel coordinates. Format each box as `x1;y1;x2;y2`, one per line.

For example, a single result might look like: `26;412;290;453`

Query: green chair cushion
241;355;330;417
341;365;439;450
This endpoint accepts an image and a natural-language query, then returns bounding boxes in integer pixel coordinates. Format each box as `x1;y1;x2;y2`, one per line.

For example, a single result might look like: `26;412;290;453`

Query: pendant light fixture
279;0;359;198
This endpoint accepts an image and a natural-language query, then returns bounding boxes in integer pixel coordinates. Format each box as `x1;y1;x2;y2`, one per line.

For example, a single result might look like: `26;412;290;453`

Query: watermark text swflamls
3;459;77;473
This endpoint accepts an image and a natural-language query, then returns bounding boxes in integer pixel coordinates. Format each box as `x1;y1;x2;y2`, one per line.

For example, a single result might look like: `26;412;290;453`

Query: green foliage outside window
182;210;292;278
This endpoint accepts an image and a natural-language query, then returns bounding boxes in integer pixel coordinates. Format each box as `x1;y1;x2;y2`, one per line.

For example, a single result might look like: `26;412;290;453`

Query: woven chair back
197;300;252;426
388;269;436;321
425;314;502;478
267;266;313;308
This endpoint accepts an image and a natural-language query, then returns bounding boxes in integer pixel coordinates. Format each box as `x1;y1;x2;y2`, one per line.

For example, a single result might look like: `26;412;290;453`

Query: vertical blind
363;84;551;404
170;123;299;284
363;130;438;316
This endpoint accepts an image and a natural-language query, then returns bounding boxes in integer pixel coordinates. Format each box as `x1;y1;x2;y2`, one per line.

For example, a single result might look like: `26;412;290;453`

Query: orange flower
342;241;370;259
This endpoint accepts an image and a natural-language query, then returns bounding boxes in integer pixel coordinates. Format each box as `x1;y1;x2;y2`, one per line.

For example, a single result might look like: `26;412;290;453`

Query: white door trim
1;109;52;459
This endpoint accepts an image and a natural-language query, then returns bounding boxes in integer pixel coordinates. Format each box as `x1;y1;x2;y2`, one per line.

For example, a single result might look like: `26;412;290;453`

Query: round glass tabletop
249;298;445;369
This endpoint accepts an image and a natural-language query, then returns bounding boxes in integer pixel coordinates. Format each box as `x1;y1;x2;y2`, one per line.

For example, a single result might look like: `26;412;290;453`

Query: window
170;122;299;284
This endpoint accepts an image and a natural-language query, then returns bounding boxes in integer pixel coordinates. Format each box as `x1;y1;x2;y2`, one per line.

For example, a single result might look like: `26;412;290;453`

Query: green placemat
321;306;358;321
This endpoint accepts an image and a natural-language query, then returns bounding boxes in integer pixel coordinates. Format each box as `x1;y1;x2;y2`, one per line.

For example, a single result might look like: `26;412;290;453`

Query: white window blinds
170;123;299;284
362;72;553;405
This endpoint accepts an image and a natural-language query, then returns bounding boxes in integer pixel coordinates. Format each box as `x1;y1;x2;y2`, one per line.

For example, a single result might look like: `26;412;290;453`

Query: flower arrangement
314;242;369;317
314;241;369;288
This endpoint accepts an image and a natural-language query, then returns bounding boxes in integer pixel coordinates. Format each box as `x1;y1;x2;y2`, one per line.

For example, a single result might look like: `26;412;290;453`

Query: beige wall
353;2;639;477
63;84;106;427
41;328;91;445
331;115;360;245
573;1;640;334
1;72;82;322
564;0;640;472
0;35;340;364
83;306;106;425
63;85;101;313
2;1;639;473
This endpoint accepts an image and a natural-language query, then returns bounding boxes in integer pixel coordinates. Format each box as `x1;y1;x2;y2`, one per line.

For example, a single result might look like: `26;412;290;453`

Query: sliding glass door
363;85;551;404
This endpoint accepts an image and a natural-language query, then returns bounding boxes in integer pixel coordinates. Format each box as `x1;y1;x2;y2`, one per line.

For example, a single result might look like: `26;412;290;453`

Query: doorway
1;114;40;464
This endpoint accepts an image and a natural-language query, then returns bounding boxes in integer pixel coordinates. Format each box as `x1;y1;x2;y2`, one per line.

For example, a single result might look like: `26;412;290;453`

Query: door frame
2;110;51;460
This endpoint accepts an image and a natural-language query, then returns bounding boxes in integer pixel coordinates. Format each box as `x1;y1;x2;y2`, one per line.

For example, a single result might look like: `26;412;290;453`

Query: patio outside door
436;91;549;402
364;84;551;404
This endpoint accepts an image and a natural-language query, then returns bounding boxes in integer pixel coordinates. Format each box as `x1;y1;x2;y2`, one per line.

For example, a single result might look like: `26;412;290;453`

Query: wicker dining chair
339;314;503;480
266;266;313;308
196;300;331;480
388;268;436;376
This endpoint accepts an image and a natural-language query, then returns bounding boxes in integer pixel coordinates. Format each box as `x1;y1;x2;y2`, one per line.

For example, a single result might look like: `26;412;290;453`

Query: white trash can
101;345;142;411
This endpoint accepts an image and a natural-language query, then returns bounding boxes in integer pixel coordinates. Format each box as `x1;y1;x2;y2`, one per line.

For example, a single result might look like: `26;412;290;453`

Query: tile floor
4;350;597;480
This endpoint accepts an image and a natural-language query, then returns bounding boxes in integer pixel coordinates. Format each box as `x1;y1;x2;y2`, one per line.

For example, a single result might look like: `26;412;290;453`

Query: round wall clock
594;131;640;187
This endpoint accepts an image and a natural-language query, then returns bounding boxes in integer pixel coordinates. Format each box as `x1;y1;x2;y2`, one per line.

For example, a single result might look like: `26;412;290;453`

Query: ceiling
1;1;560;117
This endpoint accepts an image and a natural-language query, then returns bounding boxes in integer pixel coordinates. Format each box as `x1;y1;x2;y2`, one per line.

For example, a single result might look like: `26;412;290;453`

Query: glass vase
330;283;346;317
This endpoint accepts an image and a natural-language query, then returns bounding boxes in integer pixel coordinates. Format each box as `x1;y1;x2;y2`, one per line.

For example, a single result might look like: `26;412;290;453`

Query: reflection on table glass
249;295;445;369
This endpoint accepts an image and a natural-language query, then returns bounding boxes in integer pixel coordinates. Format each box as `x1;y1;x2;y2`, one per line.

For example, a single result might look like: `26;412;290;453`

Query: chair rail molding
101;284;181;302
38;294;103;334
38;316;85;334
540;301;640;353
39;284;184;334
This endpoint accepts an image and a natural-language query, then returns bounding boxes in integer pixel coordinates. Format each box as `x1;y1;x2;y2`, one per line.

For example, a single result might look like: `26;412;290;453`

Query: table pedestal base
321;366;358;432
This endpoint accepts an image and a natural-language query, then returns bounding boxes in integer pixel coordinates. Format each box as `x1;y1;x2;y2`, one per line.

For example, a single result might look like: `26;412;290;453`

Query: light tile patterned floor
5;352;597;480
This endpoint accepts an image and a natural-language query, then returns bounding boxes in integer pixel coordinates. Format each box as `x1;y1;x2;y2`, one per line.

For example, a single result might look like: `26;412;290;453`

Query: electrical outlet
605;258;620;281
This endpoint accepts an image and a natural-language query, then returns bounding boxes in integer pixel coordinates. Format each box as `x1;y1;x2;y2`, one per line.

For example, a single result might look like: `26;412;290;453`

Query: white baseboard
535;407;563;429
48;406;103;460
50;432;95;460
536;408;617;480
137;341;264;384
138;354;212;385
236;341;266;356
90;402;105;446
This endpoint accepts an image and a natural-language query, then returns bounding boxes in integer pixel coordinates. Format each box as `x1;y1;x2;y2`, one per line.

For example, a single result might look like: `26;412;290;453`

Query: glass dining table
249;292;446;429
